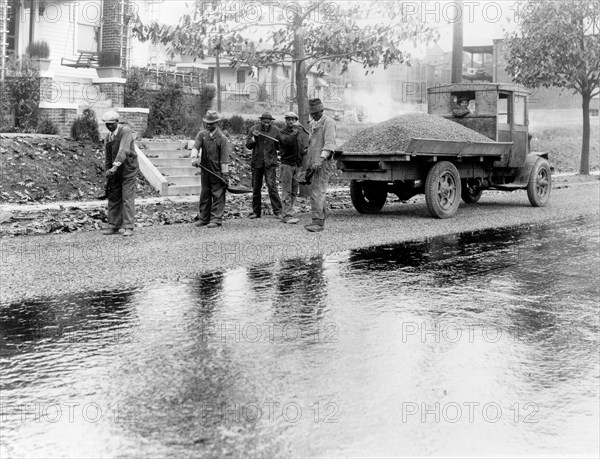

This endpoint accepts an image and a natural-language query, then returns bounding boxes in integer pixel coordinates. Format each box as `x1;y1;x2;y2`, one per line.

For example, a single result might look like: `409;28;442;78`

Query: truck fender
512;153;550;187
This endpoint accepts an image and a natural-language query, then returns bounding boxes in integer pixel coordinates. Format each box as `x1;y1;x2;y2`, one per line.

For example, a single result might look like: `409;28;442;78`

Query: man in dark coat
102;110;139;237
245;112;282;218
277;111;308;224
191;110;230;228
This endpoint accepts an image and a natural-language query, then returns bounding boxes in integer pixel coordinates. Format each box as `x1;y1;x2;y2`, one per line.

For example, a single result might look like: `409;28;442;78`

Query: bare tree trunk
294;23;309;126
580;93;590;175
293;21;311;197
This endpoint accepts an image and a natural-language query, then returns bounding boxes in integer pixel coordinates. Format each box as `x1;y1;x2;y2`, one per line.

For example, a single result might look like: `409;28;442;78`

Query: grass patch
530;123;599;173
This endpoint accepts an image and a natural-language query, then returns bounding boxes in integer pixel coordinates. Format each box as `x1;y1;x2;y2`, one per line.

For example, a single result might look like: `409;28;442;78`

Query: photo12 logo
199;400;339;424
401;401;539;423
0;400;138;424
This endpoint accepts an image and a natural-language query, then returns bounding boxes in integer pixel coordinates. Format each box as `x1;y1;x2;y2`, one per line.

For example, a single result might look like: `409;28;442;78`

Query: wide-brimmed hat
259;112;275;120
308;98;324;113
101;110;119;123
203;110;221;123
284;111;298;120
457;95;471;103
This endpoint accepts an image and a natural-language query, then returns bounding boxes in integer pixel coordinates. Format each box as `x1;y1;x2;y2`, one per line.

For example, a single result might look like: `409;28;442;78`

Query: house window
207;68;215;83
237;69;245;83
77;1;100;53
283;66;289;78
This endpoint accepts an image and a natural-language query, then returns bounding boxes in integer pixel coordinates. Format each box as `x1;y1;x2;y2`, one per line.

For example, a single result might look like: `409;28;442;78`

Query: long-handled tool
254;131;279;143
196;164;252;194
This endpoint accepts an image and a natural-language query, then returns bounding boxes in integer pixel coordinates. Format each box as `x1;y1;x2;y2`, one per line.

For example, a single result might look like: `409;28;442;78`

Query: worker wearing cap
246;112;282;218
304;98;337;232
277;111;308;224
452;96;471;118
101;110;139;237
190;110;230;228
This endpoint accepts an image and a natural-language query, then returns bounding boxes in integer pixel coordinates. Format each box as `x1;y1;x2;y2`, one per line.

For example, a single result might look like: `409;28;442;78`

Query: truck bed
338;138;512;162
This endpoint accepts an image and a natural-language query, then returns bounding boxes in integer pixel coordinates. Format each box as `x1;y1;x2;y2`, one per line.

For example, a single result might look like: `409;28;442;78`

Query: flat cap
284;111;299;119
101;110;119;123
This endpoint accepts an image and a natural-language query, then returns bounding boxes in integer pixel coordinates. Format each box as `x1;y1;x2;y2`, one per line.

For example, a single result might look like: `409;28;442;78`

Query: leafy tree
132;0;438;124
504;0;599;175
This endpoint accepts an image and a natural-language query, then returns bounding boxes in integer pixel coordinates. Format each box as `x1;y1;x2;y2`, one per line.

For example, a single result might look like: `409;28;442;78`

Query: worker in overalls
102;111;139;237
191;110;231;228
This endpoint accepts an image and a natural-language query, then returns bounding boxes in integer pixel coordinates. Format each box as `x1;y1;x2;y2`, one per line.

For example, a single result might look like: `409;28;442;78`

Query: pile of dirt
0;136;159;204
341;113;493;153
0;134;256;205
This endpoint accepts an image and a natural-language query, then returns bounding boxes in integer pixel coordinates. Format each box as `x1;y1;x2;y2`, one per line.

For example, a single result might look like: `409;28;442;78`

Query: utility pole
215;35;222;112
451;0;464;84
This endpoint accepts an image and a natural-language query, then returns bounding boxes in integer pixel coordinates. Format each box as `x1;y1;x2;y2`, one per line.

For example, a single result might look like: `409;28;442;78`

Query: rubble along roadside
0;173;595;238
1;177;598;304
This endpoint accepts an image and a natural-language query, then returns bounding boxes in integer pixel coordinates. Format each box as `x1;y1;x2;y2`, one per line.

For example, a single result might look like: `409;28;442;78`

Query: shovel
196;164;252;194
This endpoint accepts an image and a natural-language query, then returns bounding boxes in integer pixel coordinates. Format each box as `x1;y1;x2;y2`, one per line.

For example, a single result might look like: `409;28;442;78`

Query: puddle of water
1;216;599;458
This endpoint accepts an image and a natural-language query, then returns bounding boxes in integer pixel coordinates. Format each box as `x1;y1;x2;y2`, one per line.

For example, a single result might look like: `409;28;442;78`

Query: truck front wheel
425;161;462;218
350;180;387;214
527;157;552;207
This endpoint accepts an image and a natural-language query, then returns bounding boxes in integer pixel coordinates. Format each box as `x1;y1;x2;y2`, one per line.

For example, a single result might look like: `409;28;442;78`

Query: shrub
228;115;244;134
37;118;60;135
124;67;150;108
199;84;216;117
148;79;184;135
71;108;101;142
26;41;50;59
3;56;40;132
98;51;121;67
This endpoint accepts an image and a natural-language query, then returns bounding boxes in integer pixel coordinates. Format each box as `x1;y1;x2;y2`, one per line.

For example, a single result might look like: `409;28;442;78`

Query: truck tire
527;157;552;207
350;180;387;214
461;179;483;203
425;161;462;218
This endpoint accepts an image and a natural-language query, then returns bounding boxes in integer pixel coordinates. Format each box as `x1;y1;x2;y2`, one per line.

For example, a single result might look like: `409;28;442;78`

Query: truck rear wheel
461;179;483;203
425;161;461;218
527;157;552;207
350;180;387;214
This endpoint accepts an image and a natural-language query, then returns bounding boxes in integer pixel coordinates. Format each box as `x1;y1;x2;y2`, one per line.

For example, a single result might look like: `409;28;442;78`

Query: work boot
122;229;134;237
206;222;222;228
195;221;209;227
102;227;119;235
304;219;324;232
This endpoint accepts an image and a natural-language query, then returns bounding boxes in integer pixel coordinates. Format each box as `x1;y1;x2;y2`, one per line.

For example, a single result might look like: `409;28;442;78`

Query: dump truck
337;83;552;218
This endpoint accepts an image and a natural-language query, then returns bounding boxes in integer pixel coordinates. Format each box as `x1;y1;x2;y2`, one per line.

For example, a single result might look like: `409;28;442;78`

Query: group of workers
99;97;337;235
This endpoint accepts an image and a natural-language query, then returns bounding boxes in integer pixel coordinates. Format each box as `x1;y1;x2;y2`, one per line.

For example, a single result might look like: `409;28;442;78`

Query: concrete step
166;175;203;186
157;166;198;176
142;141;185;151
151;157;192;167
167;184;202;196
144;150;192;159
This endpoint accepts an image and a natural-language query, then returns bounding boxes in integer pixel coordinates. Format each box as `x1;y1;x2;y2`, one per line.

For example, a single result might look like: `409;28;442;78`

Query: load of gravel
342;113;493;153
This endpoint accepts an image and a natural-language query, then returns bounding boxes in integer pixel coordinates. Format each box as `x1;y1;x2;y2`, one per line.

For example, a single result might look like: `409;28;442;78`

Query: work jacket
307;115;337;168
105;124;139;179
277;125;308;167
193;128;230;174
246;124;280;169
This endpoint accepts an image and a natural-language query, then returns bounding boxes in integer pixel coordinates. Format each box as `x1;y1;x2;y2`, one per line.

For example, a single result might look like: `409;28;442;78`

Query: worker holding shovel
190;110;231;228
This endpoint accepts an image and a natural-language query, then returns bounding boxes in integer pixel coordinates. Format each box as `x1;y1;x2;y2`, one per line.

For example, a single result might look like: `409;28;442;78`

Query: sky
151;0;522;51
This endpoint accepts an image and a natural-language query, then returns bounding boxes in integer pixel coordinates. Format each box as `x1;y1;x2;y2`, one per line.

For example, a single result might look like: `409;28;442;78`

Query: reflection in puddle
1;217;599;458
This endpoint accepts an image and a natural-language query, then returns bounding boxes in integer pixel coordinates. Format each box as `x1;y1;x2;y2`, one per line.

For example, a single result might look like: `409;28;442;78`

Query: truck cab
427;83;530;168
